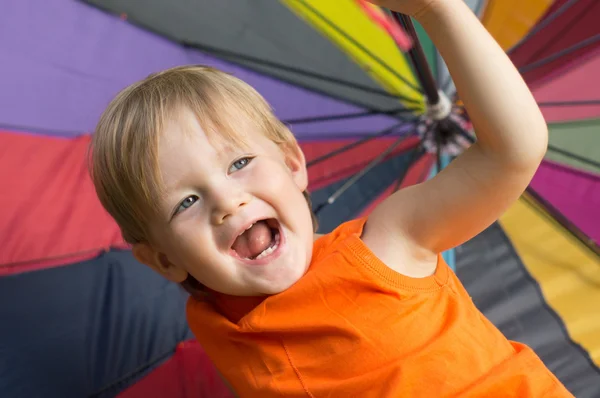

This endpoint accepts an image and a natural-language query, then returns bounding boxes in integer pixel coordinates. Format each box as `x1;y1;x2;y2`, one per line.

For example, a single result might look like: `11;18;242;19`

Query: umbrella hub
425;90;452;121
418;114;475;157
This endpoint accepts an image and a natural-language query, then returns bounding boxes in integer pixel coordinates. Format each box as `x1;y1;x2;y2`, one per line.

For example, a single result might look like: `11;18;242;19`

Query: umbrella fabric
1;0;599;397
0;249;194;398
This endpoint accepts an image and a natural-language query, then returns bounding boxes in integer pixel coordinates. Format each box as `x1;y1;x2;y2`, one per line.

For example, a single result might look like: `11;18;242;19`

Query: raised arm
365;0;548;267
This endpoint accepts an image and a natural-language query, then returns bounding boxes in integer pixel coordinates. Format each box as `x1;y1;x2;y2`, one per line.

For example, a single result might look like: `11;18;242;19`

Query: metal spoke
519;33;600;74
314;130;416;214
524;187;600;257
539;100;600;107
508;0;581;54
392;144;425;192
184;41;422;105
284;107;421;125
306;120;418;168
547;145;600;170
294;0;424;94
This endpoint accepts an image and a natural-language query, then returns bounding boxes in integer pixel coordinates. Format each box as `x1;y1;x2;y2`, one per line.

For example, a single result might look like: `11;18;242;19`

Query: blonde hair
90;65;317;245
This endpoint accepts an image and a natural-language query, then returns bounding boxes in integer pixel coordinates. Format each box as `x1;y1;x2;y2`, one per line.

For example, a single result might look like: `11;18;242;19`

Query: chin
259;282;295;295
257;266;307;295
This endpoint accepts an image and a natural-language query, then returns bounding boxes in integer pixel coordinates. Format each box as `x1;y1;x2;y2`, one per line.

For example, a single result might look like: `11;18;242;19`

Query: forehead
157;107;278;180
165;106;269;150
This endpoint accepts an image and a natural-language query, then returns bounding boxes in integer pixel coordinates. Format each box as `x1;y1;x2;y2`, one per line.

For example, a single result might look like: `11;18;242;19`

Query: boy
90;0;573;396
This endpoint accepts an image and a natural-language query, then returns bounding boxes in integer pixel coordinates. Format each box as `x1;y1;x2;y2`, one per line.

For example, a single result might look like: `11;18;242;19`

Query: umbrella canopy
1;0;599;397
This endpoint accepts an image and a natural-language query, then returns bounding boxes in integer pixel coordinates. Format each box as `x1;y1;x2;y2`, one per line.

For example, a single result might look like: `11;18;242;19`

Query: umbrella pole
390;13;440;105
390;12;455;145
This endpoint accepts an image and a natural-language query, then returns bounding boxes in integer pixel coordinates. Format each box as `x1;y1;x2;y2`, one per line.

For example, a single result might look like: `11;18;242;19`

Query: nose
209;182;251;225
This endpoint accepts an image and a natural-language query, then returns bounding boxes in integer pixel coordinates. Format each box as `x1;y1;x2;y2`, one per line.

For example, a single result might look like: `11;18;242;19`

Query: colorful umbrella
0;0;598;396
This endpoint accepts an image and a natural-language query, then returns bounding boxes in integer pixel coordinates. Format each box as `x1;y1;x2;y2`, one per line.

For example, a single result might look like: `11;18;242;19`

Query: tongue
232;221;272;259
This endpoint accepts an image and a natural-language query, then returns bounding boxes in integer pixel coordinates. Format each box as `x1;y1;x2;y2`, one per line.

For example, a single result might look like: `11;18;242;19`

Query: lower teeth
248;231;280;260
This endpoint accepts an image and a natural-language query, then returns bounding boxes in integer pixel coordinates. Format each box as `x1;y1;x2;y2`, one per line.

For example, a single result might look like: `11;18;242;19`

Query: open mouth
230;218;281;261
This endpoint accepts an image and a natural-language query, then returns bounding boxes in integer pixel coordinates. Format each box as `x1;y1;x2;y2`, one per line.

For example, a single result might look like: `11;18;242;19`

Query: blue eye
175;195;198;215
229;157;252;173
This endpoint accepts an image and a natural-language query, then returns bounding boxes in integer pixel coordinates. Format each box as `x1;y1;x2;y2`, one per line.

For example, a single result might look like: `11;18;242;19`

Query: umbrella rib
417;155;434;183
518;34;600;75
314;130;416;214
441;3;591;94
299;131;414;139
457;99;600;110
518;5;590;69
186;41;422;105
508;0;580;55
292;0;424;95
392;144;426;192
415;124;439;183
435;124;443;173
283;107;422;125
310;162;385;189
0;121;87;137
453;122;475;144
0;247;110;269
547;145;600;170
538;100;600;107
306;120;417;168
91;346;178;397
523;187;600;258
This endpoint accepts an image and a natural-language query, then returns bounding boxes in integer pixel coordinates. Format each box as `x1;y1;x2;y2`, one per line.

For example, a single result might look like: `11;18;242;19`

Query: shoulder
362;200;438;278
313;215;438;280
311;218;365;261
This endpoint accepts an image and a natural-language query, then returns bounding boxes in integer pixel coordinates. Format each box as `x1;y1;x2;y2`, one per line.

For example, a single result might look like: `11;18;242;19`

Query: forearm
415;0;547;167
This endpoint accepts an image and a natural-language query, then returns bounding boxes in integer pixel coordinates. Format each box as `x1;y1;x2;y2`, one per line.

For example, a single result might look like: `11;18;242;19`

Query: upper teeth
239;223;254;236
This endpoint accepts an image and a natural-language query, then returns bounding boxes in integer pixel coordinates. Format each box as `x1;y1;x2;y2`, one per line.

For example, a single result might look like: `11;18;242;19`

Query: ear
132;243;189;283
283;142;308;191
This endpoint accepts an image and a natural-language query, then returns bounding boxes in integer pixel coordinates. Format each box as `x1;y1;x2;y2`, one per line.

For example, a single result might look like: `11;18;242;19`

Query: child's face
140;108;314;296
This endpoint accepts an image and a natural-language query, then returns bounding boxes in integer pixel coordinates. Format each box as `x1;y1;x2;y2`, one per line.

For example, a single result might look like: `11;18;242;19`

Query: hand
363;0;440;17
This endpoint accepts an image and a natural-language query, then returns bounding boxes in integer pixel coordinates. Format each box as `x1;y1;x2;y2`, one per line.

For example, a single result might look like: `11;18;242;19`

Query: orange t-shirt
187;218;572;397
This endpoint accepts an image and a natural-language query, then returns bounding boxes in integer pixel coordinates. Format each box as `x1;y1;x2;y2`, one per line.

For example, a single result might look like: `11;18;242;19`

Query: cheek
246;159;312;229
265;167;312;225
166;217;211;261
250;159;298;192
